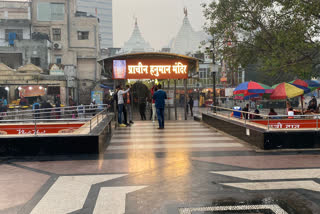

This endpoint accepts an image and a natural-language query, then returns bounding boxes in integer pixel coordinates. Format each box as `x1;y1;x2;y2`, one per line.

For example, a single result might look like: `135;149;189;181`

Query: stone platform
0;120;320;213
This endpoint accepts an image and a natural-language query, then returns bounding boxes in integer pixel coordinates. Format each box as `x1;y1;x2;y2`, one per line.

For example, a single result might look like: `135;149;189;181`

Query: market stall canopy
289;79;311;94
17;63;43;74
234;93;261;100
304;80;320;90
233;81;273;95
270;82;304;100
0;63;14;75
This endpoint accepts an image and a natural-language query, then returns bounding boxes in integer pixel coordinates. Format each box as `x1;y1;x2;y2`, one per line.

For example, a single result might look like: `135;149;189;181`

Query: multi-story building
77;0;113;49
0;0;52;70
31;0;101;104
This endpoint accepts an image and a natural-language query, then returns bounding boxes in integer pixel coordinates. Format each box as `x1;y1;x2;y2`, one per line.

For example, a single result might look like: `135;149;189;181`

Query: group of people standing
114;85;133;127
114;84;168;129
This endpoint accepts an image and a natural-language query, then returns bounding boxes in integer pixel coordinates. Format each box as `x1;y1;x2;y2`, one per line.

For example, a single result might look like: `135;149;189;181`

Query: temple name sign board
113;59;188;79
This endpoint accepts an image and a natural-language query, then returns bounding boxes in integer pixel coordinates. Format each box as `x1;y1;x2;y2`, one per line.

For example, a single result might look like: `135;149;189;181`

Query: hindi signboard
112;59;188;79
50;64;64;76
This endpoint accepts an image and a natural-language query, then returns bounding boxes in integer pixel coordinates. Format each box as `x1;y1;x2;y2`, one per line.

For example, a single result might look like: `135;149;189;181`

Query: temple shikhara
169;8;208;55
120;19;154;53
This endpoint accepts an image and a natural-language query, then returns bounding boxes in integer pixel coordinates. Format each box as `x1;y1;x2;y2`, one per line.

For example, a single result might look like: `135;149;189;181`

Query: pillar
184;79;187;120
174;80;177;120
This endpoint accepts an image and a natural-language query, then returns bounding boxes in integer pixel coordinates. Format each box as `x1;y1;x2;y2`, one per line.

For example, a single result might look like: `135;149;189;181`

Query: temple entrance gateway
99;52;199;121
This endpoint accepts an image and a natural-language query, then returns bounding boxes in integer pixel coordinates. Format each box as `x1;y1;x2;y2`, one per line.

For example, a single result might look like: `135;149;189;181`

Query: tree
203;0;320;84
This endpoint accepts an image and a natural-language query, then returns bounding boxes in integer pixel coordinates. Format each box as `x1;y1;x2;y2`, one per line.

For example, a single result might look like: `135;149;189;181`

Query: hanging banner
20;85;45;97
164;89;174;105
91;91;103;109
113;59;188;80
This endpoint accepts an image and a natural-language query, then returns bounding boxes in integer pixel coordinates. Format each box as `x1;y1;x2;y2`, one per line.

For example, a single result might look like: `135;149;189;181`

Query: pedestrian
1;97;7;107
268;108;278;116
32;100;41;119
77;104;85;119
188;95;194;116
152;84;167;129
252;109;262;119
150;85;157;122
0;102;5;120
55;95;61;119
41;99;52;119
116;85;130;127
288;107;294;119
242;103;249;119
139;97;146;120
310;96;317;107
90;99;97;116
124;85;134;124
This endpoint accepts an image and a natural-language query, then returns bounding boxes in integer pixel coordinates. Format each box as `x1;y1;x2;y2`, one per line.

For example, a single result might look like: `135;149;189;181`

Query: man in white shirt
116;85;130;127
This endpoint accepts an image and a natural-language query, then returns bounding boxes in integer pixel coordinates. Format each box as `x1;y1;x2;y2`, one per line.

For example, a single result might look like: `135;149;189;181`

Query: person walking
33;99;41;119
55;95;61;119
116;85;130;127
124;85;134;124
152;84;167;129
150;85;157;122
139;97;146;120
188;95;194;116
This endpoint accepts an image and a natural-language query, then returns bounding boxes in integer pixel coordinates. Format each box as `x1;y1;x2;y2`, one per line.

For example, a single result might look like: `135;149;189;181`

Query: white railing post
34;119;37;136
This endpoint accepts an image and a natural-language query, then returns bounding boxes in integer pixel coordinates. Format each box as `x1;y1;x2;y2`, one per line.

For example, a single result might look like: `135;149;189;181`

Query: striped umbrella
289;79;311;94
270;83;304;100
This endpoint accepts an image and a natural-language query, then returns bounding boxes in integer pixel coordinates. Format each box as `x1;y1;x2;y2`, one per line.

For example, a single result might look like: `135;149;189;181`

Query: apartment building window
52;28;61;41
37;3;64;21
55;55;62;64
5;29;23;41
78;31;89;40
31;57;41;66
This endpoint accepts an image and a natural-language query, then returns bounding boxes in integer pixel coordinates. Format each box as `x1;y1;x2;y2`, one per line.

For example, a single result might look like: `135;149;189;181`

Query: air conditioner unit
53;42;62;50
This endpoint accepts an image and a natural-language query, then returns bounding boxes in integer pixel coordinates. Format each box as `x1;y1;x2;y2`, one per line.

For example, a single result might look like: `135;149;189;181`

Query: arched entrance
99;52;199;121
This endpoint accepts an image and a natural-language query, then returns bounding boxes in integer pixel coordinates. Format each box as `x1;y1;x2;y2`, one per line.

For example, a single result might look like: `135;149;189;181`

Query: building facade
77;0;113;49
31;0;101;104
0;1;52;70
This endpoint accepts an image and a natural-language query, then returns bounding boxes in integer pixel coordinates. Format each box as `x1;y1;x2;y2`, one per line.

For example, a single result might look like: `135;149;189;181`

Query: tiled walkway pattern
1;120;320;213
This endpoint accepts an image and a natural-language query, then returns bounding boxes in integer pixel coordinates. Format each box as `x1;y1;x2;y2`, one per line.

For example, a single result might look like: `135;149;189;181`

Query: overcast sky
10;0;211;50
113;0;211;50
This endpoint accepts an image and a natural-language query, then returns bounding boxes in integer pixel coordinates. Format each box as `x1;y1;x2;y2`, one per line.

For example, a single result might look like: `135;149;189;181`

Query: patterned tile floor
1;120;320;213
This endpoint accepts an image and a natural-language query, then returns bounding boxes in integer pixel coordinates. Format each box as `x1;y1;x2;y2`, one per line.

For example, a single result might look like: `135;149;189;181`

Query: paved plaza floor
1;120;320;213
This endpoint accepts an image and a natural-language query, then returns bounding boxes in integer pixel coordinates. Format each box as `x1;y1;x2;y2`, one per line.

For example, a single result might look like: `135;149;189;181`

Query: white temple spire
121;18;153;53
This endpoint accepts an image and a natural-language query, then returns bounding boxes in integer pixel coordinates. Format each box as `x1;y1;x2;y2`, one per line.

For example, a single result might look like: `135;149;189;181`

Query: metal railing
0;106;111;136
0;104;109;121
208;105;320;131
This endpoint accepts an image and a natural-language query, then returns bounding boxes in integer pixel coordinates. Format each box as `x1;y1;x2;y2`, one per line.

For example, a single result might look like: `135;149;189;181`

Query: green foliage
203;0;320;84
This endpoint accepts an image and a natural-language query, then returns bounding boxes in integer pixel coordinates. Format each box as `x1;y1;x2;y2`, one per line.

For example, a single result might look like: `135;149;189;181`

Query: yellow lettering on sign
128;62;148;74
172;62;187;74
127;62;187;77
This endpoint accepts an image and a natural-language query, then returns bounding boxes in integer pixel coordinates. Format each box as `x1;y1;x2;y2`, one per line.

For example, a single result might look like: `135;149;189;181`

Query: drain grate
179;204;288;214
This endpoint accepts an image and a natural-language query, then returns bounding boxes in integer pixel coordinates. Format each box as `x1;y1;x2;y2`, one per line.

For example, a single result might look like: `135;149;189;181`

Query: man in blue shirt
152;84;167;129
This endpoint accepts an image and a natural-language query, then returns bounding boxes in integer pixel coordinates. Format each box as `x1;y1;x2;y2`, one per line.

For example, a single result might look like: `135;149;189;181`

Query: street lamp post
212;40;216;112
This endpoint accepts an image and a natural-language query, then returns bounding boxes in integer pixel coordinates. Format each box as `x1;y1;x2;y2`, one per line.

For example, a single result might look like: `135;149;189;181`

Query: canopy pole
174;80;177;120
184;79;187;120
300;95;304;114
167;79;170;120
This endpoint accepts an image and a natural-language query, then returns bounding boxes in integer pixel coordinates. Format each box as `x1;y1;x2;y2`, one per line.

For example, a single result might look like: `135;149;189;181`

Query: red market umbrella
234;81;271;95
